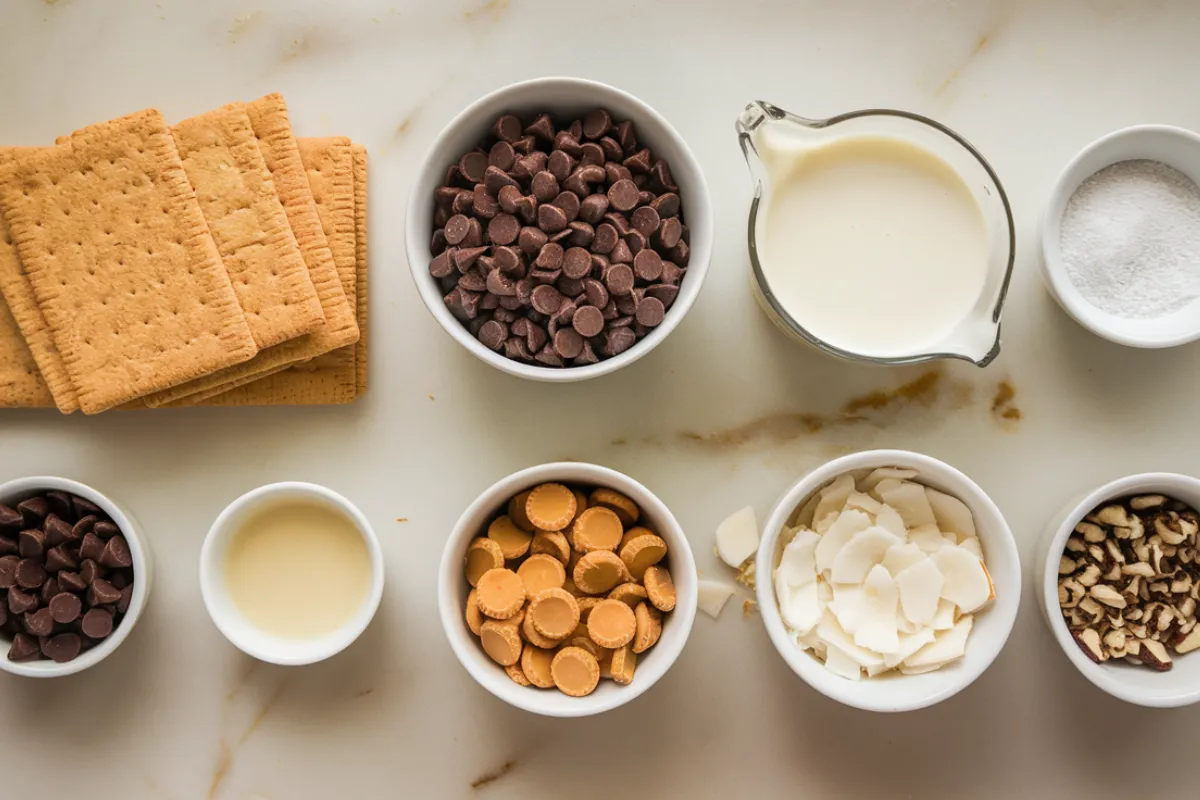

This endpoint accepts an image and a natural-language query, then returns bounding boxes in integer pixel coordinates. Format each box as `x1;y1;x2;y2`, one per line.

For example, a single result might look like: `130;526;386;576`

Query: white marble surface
3;0;1200;796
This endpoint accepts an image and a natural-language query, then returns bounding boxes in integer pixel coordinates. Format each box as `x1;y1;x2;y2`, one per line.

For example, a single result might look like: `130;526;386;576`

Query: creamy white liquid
757;134;989;357
225;502;371;639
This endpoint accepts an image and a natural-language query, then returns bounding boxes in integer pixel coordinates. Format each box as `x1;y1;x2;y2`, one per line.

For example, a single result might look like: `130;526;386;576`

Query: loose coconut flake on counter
700;506;762;619
773;467;994;680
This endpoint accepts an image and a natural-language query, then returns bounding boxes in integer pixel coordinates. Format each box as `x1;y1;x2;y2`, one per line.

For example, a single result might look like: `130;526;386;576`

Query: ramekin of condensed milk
200;482;384;665
736;102;1015;367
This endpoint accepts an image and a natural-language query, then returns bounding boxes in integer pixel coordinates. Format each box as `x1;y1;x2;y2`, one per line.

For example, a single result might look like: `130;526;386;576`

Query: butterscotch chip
488;515;532;559
480;620;523;666
587;599;637;648
608;582;649;608
521;645;556;688
598;649;614;679
619;533;668;581
644;565;676;612
464;538;505;586
505;662;531;686
576;596;602;622
465;589;484;635
525;483;577;531
517;554;566;596
551;646;600;697
570;506;625;553
522;612;562;648
589;488;640;527
528;588;580;639
573;550;630;595
475;568;526;619
619;525;657;551
530;530;570;565
568;636;608;661
501;605;526;633
610;644;637;685
633;601;662;654
508;491;536;533
567;549;584;576
571;487;589;519
562;577;585;598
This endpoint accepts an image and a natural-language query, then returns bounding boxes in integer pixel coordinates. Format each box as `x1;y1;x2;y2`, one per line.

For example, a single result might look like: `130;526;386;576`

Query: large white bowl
1036;472;1200;707
438;462;697;717
200;482;384;666
406;77;713;382
755;450;1021;712
0;476;153;678
1040;124;1200;348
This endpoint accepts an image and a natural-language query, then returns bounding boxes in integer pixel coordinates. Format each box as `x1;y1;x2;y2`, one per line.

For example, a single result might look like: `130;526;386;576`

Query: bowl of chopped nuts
1038;473;1200;707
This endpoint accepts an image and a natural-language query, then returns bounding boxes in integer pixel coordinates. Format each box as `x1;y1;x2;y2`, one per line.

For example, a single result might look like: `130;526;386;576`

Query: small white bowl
1040;124;1200;347
438;462;697;717
755;449;1021;712
200;482;384;666
1036;472;1200;707
0;476;153;678
406;76;713;382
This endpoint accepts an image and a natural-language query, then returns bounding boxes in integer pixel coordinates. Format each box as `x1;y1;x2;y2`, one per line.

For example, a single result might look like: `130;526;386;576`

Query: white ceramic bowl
200;482;384;666
0;476;152;678
755;449;1021;712
1040;124;1200;347
1036;472;1200;707
406;76;713;382
438;462;697;717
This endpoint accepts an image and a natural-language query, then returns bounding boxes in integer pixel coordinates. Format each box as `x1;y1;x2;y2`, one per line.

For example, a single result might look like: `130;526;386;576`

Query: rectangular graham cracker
352;142;368;396
0;147;78;412
0;296;54;408
147;95;359;408
0;109;258;414
198;136;362;406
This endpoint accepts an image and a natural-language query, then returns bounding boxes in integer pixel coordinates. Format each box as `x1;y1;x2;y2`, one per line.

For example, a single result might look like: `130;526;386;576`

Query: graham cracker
0;109;258;414
144;95;359;408
0;147;78;412
0;296;54;408
352;142;368;396
198;137;361;406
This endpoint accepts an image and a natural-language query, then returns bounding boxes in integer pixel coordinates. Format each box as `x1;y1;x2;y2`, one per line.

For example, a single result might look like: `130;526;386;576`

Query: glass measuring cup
735;101;1015;367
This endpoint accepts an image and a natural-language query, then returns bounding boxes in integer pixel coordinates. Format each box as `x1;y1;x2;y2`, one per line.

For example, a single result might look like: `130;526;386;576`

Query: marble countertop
4;0;1200;797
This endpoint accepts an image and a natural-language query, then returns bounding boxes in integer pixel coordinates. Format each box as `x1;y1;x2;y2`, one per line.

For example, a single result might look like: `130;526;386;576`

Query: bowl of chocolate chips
407;77;712;381
0;477;151;677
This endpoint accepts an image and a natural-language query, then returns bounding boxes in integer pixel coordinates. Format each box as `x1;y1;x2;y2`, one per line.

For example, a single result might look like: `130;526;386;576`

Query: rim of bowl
0;476;151;678
405;76;713;383
1039;124;1200;348
200;482;384;666
755;449;1021;712
437;461;697;717
1040;472;1200;707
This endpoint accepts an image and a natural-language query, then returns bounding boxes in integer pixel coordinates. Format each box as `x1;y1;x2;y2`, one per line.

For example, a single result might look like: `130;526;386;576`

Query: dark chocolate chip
531;171;559;203
497;184;522;214
669;240;690;267
599;137;623;163
117;584;133;615
81;608;113;640
504;337;533;362
657;217;683;249
71;515;98;539
610;239;633;265
463;217;484;248
44;515;73;546
0;505;21;531
579;142;605;167
79;559;103;586
537;203;568;233
534;243;564;271
566;221;594;248
429;248;456;279
650;192;680;218
512;153;546;179
472;185;499;219
477;320;508;350
444;214;470;245
17;497;48;528
650;159;679;193
623;148;652;173
548;150;575;182
23;608;54;637
518;227;549;258
645;283;680;310
451;190;473;216
18;529;44;559
513;135;537;156
526;321;548;353
635;296;666;327
579;194;609;225
606;264;635;297
0;554;18;589
592;223;618;255
484;166;520;195
553;328;584;359
100;536;132;569
49;592;82;624
553;192;581;223
485;269;517;297
493;246;522;275
87;579;120;607
615;294;638;317
624;229;647;256
15;558;46;589
8;587;36;615
7;633;38;661
79;533;104;563
615;120;637;154
553;131;583;158
604;212;633;236
605;327;637;356
534;344;563;367
631;206;661;237
562;247;593;280
40;633;81;664
459;151;488;184
583;279;609;309
0;535;15;556
458;269;487;292
557;276;585;297
45;492;75;523
605;162;633;186
453;246;489;273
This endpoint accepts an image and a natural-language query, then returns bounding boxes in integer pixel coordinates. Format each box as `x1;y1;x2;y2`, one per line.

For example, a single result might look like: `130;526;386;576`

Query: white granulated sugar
1059;159;1200;319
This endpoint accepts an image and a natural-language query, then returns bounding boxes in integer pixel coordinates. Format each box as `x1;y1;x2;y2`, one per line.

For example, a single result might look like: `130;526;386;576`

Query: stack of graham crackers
0;93;367;413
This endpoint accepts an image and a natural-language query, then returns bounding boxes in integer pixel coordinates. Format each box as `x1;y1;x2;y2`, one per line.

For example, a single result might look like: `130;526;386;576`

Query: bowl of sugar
1041;125;1200;348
